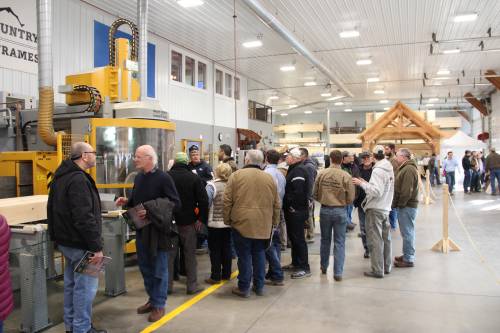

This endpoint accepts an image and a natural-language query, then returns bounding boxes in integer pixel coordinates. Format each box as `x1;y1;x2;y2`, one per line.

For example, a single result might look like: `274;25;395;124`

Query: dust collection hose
108;18;138;66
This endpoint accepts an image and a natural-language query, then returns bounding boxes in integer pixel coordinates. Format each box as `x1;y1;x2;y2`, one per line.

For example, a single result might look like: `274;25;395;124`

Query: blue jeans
136;236;169;309
58;245;99;333
319;206;347;276
358;208;368;251
446;171;456;193
490;168;500;194
346;204;354;225
398;207;417;263
463;169;472;192
233;230;266;292
389;208;398;229
265;229;284;282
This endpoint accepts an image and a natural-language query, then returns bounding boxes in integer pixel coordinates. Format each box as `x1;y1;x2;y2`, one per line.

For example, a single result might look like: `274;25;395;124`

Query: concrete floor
5;190;500;333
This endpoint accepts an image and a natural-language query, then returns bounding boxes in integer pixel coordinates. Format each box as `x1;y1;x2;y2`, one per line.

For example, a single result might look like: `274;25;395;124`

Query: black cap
359;151;371;158
188;145;199;152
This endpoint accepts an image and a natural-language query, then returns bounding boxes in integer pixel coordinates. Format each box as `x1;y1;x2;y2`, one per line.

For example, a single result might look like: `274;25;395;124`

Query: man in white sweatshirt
353;145;395;278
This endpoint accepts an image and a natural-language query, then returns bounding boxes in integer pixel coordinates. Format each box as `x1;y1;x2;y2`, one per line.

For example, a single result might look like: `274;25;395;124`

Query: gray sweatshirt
360;158;395;212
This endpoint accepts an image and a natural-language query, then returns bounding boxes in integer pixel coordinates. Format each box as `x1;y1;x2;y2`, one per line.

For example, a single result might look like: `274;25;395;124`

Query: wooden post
432;184;461;253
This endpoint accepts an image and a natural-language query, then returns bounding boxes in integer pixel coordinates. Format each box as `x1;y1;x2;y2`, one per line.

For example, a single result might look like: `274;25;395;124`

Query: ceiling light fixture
304;81;317;86
453;13;478;23
304;110;312;114
442;48;461;54
280;65;296;72
379;99;389;104
437;69;450;75
289;104;298;108
339;30;360;38
427;109;436;112
177;0;204;8
326;95;345;101
280;113;288;117
269;95;279;100
428;98;439;102
320;92;332;97
383;107;390;111
367;77;380;83
426;103;434;107
344;108;352;112
242;40;263;48
434;77;452;80
334;102;344;106
374;90;385;94
356;59;372;66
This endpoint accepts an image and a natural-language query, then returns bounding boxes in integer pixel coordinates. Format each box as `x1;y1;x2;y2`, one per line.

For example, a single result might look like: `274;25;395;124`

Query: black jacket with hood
47;160;103;252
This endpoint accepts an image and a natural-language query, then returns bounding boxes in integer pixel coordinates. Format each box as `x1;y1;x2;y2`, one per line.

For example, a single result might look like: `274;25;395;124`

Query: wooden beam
485;70;500;90
464;92;488;116
453;107;470;122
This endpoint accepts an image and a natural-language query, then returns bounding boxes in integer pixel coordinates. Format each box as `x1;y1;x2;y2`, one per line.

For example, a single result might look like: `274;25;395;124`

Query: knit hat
175;152;188;164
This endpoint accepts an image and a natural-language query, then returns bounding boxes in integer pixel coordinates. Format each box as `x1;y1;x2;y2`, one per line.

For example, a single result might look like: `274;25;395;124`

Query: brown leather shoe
394;255;404;262
205;278;221;285
394;260;414;268
148;307;165;322
137;302;152;314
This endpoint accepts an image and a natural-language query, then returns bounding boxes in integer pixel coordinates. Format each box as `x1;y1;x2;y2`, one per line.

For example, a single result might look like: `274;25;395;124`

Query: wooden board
277;137;321;144
330;133;362;144
0;195;48;225
273;123;324;133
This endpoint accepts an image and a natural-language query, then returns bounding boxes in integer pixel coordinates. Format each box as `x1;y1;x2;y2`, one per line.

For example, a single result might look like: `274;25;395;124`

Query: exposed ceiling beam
454;107;470;122
464;92;488;116
485;70;500;90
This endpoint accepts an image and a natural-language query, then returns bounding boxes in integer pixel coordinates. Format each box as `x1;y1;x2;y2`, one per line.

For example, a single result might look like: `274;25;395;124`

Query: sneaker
205;278;221;285
364;271;383;279
394;255;404;262
265;279;284;286
187;286;205;295
232;286;250;298
363;250;370;259
334;275;342;282
291;270;312;279
394;260;414;268
137;301;152;314
148;308;165;322
281;263;298;271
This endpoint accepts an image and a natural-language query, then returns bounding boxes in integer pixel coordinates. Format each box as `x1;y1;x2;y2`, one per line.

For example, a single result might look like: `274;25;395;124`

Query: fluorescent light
437;69;450;75
442;48;461;54
177;0;204;8
383;107;390;111
344;108;352;112
269;95;279;100
374;90;385;94
242;40;262;48
304;81;317;86
326;95;345;101
379;99;389;104
434;76;452;80
289;104;298;108
434;82;443;86
339;30;360;38
428;98;439;102
453;13;478;23
304;110;313;114
320;92;332;97
334;102;344;106
427;109;436;112
356;59;372;65
280;113;288;117
426;103;434;107
280;65;296;72
367;77;380;83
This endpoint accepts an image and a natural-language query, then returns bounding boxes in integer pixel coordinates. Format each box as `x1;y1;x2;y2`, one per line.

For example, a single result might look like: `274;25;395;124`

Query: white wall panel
491;91;500;150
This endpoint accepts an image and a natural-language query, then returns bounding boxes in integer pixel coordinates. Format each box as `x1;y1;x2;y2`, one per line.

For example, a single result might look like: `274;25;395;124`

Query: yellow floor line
140;270;239;333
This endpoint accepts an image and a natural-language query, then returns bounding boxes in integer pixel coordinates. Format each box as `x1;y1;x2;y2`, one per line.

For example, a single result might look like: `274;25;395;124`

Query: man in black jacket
282;148;311;279
47;142;106;333
116;145;180;323
169;152;208;295
188;145;213;184
299;148;317;243
462;150;472;194
354;151;374;258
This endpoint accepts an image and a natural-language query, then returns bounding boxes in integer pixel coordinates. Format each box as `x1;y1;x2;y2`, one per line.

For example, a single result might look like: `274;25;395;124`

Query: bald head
70;142;96;170
134;145;158;172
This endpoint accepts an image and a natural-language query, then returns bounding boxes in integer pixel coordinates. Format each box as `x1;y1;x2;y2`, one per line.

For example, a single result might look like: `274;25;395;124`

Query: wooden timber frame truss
358;101;444;154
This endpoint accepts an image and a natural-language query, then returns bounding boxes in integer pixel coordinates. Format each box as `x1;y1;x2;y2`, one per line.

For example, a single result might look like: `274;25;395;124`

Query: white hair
245;149;264;165
139;145;158;165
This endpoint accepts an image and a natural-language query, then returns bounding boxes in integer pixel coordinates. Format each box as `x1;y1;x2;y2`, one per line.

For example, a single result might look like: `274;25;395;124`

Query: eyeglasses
83;151;97;155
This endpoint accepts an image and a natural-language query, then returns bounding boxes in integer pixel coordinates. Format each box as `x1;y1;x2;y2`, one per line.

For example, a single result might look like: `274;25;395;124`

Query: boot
137;301;152;314
148;307;165;322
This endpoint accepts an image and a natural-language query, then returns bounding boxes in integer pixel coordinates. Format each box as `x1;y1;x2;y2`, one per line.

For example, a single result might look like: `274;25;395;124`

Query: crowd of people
49;140;500;332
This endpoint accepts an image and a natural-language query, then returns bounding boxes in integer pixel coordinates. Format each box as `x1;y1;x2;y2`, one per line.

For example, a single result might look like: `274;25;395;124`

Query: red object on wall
477;132;489;141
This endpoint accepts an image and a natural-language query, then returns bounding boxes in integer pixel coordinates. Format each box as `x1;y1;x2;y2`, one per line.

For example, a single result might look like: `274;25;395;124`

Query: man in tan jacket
313;150;355;281
224;150;280;297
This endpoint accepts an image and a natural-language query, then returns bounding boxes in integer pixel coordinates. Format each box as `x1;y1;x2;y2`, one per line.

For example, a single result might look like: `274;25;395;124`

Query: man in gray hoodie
353;145;395;278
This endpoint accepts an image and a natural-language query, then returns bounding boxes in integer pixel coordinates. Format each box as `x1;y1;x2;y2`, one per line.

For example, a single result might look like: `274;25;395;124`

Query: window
234;77;240;100
197;62;207;89
171;51;182;82
215;69;223;94
225;73;232;98
185;56;195;86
